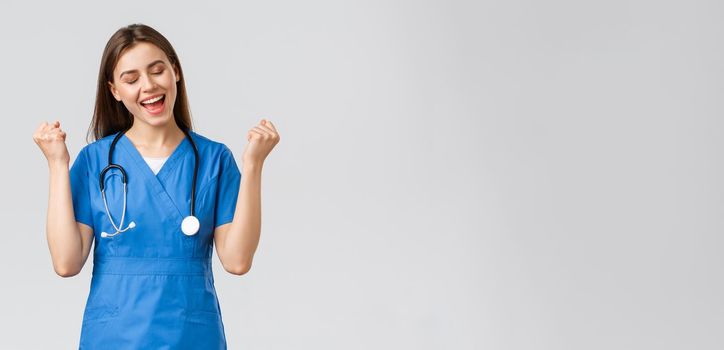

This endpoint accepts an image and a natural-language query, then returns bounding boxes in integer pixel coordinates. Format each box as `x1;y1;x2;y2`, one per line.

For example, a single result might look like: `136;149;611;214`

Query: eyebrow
119;60;166;79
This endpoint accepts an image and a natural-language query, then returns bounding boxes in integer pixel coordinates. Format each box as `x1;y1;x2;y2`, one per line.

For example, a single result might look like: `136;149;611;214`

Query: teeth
141;95;164;104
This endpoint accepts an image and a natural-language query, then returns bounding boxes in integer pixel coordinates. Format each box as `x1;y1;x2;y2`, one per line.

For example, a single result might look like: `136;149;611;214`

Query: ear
107;81;122;101
174;65;181;83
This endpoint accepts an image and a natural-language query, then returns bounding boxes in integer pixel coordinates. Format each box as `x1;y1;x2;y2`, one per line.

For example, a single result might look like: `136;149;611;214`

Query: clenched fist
33;121;70;165
242;119;280;166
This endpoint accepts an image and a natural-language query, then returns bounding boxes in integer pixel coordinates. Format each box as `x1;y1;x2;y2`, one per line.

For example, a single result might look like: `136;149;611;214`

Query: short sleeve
69;147;93;227
214;146;242;228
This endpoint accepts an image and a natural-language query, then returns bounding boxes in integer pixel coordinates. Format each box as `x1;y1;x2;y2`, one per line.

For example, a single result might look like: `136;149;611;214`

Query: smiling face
108;41;180;128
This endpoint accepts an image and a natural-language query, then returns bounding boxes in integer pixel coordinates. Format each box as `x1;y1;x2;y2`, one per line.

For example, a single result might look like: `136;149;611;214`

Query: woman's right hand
33;121;70;165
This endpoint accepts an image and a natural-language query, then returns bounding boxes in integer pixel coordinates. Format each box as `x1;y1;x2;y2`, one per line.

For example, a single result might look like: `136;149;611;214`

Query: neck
124;120;186;158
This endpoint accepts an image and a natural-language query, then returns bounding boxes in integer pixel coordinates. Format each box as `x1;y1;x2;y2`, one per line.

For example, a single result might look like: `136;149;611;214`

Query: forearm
220;162;263;271
46;161;83;276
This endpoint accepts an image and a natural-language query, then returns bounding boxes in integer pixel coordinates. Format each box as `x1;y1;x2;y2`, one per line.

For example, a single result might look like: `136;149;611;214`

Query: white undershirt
142;156;170;175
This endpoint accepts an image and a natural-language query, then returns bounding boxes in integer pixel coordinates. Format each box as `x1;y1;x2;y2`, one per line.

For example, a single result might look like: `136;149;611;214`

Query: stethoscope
99;127;200;238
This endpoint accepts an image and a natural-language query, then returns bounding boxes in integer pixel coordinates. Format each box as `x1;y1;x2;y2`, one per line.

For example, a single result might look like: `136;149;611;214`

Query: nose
140;73;158;92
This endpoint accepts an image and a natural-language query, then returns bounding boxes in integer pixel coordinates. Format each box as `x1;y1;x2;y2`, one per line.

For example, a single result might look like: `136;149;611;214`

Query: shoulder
189;131;235;160
189;131;240;181
190;132;241;195
73;133;118;169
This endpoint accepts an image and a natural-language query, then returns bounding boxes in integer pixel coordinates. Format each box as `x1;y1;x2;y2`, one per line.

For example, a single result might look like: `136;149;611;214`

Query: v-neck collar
115;131;193;222
118;132;190;180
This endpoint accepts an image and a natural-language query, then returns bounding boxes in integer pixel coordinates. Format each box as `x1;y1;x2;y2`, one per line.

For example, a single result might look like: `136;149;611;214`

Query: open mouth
140;94;166;114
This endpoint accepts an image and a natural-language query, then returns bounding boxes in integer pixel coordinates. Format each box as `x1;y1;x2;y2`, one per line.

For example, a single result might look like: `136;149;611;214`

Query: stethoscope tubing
99;127;200;237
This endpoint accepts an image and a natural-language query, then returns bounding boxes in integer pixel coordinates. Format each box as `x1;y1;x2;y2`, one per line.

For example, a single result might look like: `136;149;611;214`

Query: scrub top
69;130;241;349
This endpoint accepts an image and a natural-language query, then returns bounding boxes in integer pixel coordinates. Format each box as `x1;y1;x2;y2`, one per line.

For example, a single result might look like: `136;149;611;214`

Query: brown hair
88;23;193;142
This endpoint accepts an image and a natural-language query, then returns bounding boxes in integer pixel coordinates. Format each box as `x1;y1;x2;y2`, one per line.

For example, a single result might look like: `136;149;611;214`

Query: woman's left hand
242;119;280;166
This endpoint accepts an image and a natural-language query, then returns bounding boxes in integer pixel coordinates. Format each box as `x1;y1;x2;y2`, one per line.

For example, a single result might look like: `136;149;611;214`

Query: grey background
1;0;722;349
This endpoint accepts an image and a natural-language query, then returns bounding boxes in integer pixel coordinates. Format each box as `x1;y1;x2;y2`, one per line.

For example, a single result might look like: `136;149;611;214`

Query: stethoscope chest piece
181;215;200;236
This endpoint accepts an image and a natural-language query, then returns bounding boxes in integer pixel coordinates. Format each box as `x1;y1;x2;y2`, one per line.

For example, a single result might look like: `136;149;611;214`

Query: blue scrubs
69;130;241;349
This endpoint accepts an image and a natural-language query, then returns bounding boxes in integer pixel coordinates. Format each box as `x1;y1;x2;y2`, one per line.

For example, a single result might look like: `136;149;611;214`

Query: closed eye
125;70;163;84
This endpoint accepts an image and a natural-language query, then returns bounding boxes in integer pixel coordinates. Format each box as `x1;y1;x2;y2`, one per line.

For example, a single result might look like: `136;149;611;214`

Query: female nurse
32;23;280;349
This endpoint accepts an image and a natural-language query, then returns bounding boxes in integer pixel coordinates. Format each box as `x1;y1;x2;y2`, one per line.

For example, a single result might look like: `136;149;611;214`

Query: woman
32;23;279;349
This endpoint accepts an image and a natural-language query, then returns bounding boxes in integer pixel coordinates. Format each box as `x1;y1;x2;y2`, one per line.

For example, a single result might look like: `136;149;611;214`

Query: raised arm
33;121;94;277
215;119;279;275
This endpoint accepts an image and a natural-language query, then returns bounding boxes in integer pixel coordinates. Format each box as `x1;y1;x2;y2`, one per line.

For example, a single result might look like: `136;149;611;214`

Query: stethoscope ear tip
128;221;136;229
101;232;109;238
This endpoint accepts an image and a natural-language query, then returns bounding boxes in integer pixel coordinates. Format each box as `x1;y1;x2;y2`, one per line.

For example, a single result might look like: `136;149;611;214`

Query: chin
151;116;175;127
134;111;175;127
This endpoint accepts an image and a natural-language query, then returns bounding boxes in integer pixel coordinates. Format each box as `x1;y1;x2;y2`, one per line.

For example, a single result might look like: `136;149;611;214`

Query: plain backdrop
1;0;722;349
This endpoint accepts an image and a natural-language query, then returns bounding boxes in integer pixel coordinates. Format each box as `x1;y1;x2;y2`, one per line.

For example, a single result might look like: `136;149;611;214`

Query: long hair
88;23;193;142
